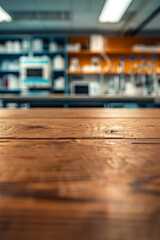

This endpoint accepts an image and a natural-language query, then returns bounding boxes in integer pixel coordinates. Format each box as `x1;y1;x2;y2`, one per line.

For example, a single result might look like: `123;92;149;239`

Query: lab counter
0;94;158;108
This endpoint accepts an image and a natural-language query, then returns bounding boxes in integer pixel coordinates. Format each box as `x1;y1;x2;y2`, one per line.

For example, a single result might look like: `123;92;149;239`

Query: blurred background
0;0;160;108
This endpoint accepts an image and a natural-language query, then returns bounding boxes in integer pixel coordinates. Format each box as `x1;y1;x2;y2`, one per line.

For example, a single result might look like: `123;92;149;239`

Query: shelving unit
0;35;160;98
0;69;19;74
67;70;102;75
68;49;160;55
67;36;160;75
0;35;68;94
32;51;66;58
30;35;68;93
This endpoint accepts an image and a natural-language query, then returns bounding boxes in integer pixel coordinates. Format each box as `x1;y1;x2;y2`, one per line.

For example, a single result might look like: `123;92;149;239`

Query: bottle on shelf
54;77;65;91
116;57;125;94
22;40;29;52
49;41;58;52
53;55;65;70
33;39;43;52
3;76;9;88
69;58;80;72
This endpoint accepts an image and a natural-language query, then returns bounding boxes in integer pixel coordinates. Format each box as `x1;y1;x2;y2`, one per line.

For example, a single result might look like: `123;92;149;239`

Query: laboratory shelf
68;49;160;55
33;51;66;56
0;35;68;94
67;70;102;75
68;50;101;55
0;69;19;74
52;69;65;72
67;70;129;75
0;52;28;57
0;88;21;94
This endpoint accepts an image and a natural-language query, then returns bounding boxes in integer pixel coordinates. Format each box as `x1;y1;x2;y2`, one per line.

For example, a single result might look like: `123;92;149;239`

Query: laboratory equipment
71;81;99;95
114;75;120;94
81;57;101;72
151;54;159;95
91;57;101;71
145;60;153;94
20;56;51;90
129;56;136;86
127;56;136;95
140;55;146;95
116;57;125;94
107;77;114;94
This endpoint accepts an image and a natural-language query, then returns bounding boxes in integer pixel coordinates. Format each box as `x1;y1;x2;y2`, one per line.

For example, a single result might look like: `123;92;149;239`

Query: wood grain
0;108;160;119
0;109;160;240
0;139;160;182
0;139;160;240
0;118;160;139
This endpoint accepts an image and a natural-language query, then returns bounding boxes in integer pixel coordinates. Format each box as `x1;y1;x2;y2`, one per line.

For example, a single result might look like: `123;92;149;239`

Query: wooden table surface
0;108;160;240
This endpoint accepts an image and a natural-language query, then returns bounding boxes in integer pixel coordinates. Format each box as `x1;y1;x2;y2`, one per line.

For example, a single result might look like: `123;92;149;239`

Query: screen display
75;85;89;94
27;68;43;77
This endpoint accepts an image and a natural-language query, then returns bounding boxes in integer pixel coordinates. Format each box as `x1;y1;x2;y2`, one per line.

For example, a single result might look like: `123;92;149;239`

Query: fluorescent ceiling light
99;0;133;23
0;6;12;22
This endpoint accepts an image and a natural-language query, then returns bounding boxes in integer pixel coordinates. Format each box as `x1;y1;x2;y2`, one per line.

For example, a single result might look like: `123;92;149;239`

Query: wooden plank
0;139;160;182
0;118;160;139
0;109;160;239
0;139;160;240
0;199;159;240
0;108;160;119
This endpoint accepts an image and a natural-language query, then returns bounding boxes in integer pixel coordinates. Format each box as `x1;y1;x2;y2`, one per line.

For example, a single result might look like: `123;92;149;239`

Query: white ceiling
0;0;159;35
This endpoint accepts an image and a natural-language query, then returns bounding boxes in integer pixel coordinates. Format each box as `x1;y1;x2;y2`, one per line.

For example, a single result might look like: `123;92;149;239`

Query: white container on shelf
22;40;29;51
8;75;19;89
125;82;136;95
33;39;43;52
14;41;21;52
49;41;58;52
69;58;79;71
5;41;13;52
53;55;65;70
90;35;104;51
67;43;81;51
54;77;65;90
1;60;19;70
1;60;10;69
